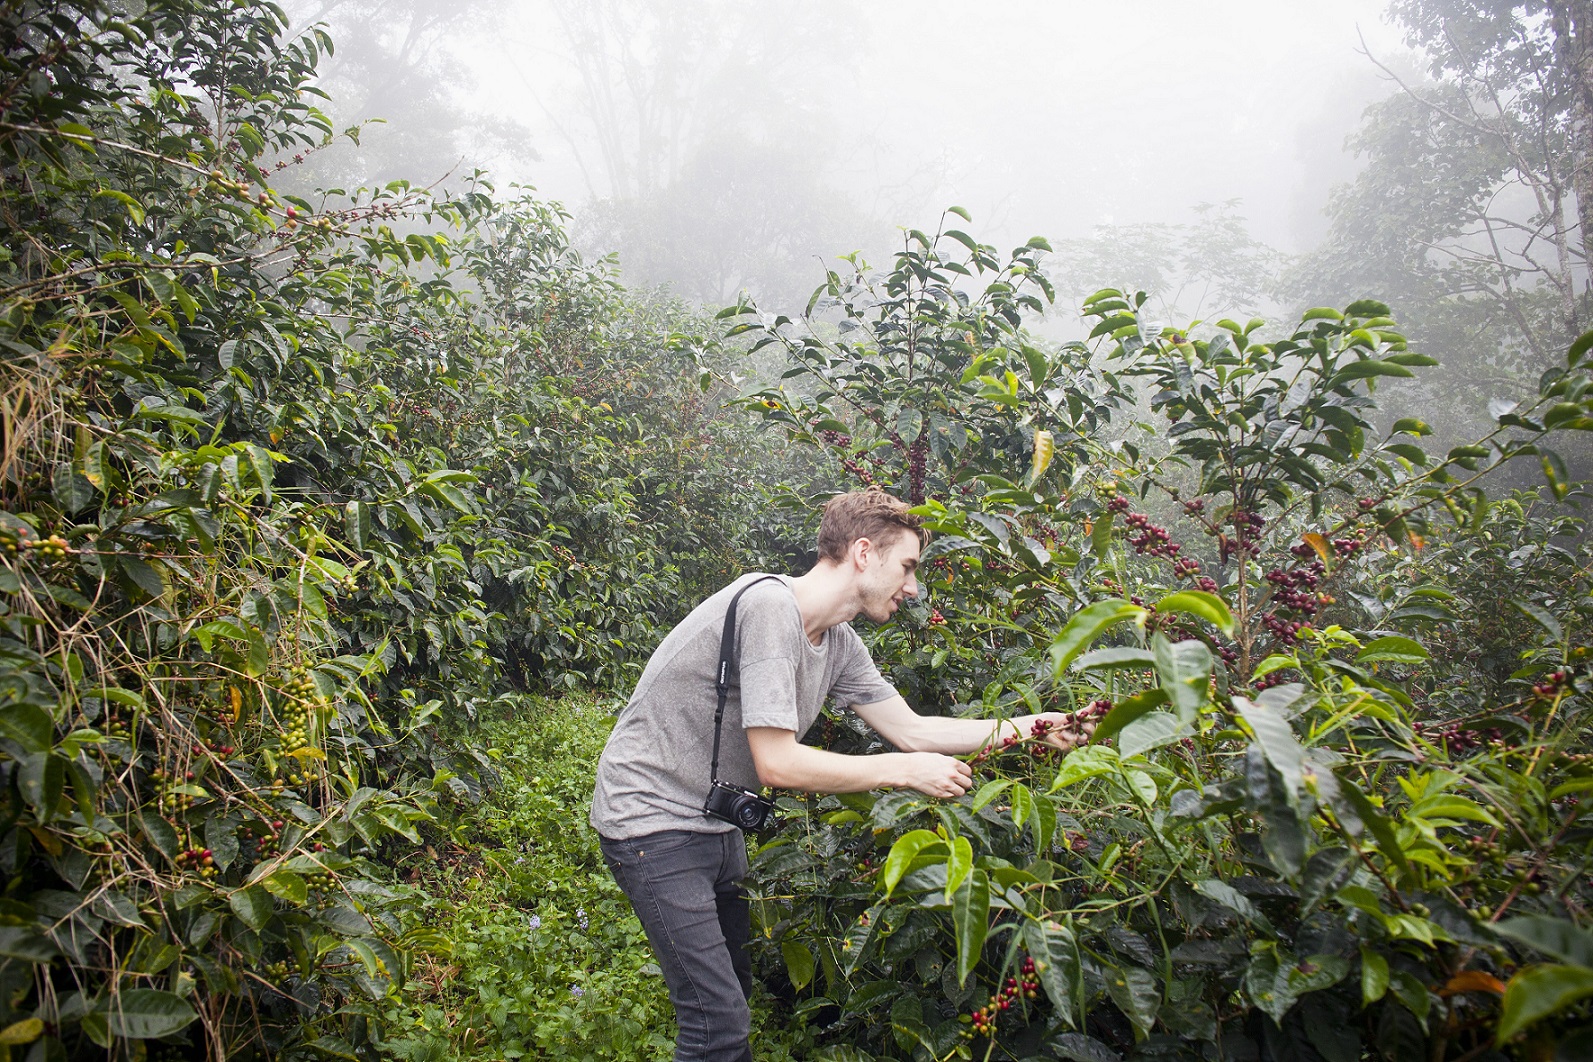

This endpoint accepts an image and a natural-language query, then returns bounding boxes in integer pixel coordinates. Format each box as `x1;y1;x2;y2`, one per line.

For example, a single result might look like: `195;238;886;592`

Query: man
590;488;1091;1062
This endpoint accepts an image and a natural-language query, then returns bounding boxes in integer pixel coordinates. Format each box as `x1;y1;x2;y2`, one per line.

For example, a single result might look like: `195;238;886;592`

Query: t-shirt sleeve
826;624;898;708
735;583;803;730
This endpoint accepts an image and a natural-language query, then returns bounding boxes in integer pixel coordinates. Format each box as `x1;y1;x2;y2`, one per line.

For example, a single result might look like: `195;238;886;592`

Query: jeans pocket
601;829;703;871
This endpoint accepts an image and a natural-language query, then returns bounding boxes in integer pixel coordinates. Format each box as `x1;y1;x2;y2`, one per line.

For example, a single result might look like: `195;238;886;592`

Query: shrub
736;240;1593;1059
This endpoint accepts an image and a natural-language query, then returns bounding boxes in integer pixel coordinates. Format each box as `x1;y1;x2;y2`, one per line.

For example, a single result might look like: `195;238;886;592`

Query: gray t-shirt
590;573;898;839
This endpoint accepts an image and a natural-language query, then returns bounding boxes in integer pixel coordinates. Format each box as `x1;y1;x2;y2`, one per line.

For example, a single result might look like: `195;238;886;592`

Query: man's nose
905;577;919;598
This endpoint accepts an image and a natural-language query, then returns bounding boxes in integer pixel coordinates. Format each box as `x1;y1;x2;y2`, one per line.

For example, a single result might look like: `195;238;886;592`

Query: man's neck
787;563;860;646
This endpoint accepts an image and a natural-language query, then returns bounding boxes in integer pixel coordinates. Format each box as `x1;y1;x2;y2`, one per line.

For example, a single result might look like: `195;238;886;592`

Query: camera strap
710;575;787;784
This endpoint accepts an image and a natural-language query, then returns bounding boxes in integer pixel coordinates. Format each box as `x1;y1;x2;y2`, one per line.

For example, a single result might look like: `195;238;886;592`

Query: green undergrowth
385;693;807;1061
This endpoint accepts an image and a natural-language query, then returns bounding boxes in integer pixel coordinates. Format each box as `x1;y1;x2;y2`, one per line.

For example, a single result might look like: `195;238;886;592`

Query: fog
293;2;1403;304
483;1;1403;243
287;0;1588;428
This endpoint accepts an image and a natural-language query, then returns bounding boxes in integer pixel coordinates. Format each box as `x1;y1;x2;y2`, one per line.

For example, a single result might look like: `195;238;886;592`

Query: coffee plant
741;248;1593;1059
0;2;793;1057
11;2;1593;1060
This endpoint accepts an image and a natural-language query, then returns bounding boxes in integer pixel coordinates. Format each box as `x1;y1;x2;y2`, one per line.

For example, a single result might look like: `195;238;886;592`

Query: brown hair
816;488;926;562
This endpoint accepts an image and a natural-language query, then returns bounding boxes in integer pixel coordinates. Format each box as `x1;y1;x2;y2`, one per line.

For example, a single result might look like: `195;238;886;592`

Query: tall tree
535;0;881;309
1295;0;1591;414
281;0;533;188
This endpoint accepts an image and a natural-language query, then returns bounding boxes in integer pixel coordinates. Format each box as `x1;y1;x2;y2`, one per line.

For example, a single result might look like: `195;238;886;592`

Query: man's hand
748;727;974;797
1018;706;1103;753
898;752;974;799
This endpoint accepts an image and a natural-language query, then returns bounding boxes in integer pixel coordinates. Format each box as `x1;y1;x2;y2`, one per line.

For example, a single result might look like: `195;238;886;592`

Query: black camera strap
710;575;787;784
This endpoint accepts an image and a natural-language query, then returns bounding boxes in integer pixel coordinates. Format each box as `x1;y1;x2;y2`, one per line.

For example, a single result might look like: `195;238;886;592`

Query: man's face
857;529;921;622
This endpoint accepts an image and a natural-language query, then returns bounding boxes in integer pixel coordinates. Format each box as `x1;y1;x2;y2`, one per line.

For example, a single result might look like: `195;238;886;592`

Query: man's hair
816;488;926;562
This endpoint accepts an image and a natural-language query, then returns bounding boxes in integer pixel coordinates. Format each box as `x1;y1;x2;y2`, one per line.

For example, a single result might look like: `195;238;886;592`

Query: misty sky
467;1;1410;256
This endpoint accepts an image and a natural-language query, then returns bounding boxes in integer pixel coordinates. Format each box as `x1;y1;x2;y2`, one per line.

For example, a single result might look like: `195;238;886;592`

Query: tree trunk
1551;0;1593;331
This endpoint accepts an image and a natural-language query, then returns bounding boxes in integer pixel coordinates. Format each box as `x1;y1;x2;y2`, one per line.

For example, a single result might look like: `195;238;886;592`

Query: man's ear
848;536;875;571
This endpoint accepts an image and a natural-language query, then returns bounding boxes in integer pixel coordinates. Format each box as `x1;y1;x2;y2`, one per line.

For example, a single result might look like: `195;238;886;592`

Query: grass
379;692;807;1061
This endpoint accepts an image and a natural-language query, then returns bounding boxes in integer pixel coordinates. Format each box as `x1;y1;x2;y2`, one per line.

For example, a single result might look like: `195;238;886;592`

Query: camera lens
735;801;763;829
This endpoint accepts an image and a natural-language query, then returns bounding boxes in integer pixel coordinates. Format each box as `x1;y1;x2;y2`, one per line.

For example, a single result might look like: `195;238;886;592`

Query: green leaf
1235;695;1304;799
0;926;57;963
1411;796;1499;826
944;834;974;902
880;829;944;898
942;229;980;254
421;480;476;515
1497;964;1593;1043
1049;600;1144;676
1330;360;1414;385
1513;600;1563;642
245;444;275;504
205;815;239;872
1117;711;1187;759
93;889;146;928
1090;512;1115;558
1355;636;1429;665
1153;590;1234;635
1090;689;1170;746
1332;775;1412;877
344;938;393;981
811;1047;876;1062
261;870;308;906
1386;442;1429;464
116;555;165;599
1195;878;1261;923
1009;784;1033;831
1024;920;1080;1028
18;753;65;819
81;440;108;491
1152;634;1213;721
344;500;371;552
229;886;273;931
952;870;989;987
1344;299;1392;318
1046;1033;1118;1062
840;905;881;977
1051;745;1121;790
1103;963;1160;1038
101;989;198;1039
1567;331;1593;366
139;810;178;858
1540;448;1571;501
94;187;146;225
1494;917;1593;968
781;939;815;989
53;462;93;512
1361;946;1389;1006
0;1018;43;1047
0;703;54;754
1073;646;1156;671
970;779;1013;812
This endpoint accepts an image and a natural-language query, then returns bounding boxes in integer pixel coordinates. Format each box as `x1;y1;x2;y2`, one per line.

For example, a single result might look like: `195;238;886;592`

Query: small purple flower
576;907;589;931
527;914;542;930
570;985;584;998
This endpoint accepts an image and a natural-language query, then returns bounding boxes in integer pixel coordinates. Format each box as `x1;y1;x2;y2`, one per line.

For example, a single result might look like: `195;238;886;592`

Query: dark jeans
599;829;753;1062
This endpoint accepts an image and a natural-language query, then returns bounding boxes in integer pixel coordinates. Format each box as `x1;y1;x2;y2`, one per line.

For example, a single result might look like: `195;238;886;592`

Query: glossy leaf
1496;964;1593;1043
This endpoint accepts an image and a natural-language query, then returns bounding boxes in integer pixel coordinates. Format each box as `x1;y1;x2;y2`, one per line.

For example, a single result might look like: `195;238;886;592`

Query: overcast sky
464;0;1411;256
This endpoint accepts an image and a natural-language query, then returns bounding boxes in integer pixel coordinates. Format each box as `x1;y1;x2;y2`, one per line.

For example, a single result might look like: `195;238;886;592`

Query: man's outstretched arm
745;727;973;799
849;694;1095;756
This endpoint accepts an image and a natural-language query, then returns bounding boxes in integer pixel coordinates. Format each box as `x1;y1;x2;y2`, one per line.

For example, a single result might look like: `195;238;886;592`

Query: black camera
703;780;777;830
